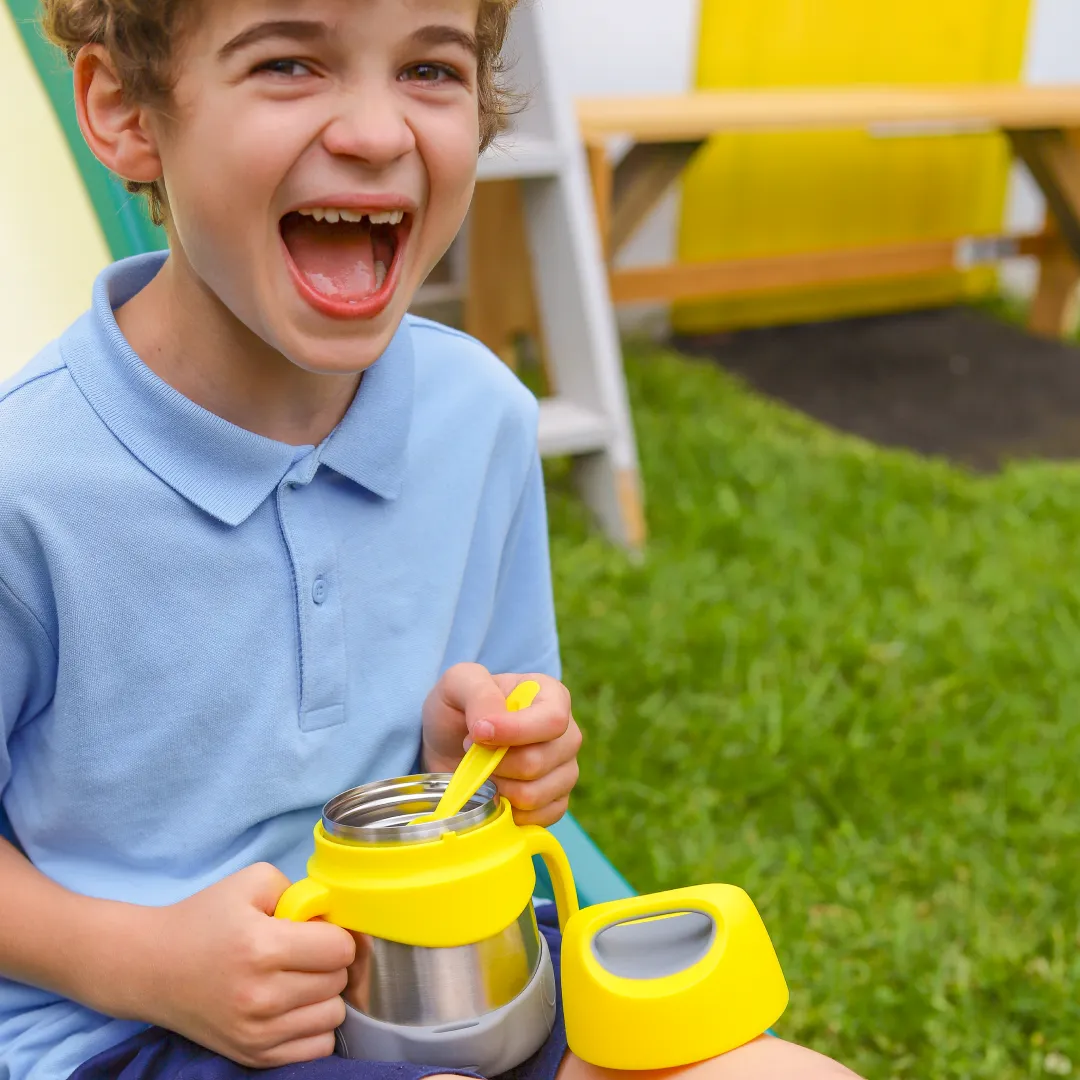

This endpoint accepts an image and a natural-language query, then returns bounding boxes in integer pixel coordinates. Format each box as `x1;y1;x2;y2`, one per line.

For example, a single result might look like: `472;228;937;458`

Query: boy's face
153;0;482;373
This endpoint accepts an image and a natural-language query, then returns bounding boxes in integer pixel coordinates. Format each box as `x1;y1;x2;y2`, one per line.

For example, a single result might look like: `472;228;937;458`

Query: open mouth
279;205;412;319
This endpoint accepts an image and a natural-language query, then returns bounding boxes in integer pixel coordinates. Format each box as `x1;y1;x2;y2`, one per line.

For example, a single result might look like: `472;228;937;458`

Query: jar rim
321;773;501;844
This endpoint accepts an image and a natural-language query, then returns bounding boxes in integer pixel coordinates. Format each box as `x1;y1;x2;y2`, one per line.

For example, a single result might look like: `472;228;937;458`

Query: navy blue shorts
68;904;568;1080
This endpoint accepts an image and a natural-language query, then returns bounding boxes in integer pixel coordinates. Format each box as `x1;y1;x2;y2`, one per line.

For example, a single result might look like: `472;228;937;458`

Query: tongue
281;215;378;299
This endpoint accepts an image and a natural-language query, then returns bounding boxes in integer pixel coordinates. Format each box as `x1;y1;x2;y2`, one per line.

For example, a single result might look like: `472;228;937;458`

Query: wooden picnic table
576;84;1080;337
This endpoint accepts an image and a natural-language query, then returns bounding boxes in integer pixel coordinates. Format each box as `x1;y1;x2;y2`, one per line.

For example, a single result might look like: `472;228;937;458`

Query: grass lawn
543;342;1080;1080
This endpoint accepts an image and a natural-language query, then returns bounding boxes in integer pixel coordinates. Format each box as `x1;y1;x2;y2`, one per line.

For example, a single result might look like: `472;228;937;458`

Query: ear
73;44;163;185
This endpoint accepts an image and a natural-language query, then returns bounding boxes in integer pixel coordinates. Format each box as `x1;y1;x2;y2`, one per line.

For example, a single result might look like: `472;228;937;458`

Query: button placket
276;469;347;731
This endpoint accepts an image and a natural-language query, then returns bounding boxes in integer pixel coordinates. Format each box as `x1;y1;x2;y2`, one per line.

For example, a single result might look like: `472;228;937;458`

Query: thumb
442;663;511;747
235;862;294;916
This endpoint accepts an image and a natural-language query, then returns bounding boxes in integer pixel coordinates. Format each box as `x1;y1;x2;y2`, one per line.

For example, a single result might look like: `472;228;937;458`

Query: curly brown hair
40;0;519;225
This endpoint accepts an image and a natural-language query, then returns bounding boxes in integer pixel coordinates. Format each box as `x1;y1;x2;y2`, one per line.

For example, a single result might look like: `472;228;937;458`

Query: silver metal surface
338;935;557;1072
325;774;543;1027
322;774;500;845
346;903;543;1026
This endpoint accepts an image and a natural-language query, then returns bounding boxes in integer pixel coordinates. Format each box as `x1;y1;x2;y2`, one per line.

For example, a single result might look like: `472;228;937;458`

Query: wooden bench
576;85;1080;337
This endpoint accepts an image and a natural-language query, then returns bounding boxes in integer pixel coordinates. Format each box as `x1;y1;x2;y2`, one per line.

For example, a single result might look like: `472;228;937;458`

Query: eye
401;62;462;84
253;58;314;78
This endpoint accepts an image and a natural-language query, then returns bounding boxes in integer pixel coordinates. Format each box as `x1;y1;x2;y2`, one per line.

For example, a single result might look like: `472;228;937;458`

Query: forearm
0;837;160;1020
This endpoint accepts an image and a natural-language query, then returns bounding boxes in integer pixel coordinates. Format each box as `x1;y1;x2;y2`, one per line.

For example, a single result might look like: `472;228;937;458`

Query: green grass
544;342;1080;1080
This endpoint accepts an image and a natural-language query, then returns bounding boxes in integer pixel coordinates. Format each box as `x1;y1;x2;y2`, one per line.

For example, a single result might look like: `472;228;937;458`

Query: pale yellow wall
0;4;110;381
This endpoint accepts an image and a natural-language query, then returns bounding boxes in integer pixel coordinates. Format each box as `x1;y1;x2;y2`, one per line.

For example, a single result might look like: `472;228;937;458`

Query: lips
279;206;412;319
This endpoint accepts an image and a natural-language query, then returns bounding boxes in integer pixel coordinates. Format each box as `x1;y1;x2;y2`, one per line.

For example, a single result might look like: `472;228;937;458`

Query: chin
281;324;402;376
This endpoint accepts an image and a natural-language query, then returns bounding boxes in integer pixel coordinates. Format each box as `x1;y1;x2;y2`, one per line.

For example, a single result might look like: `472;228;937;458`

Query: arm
0;839;353;1066
0;837;161;1018
0;578;353;1068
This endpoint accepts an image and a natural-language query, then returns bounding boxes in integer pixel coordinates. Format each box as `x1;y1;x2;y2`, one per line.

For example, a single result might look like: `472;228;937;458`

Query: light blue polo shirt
0;253;560;1080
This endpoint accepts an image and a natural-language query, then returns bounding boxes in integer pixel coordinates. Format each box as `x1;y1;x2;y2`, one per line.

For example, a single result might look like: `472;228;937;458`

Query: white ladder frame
415;1;646;549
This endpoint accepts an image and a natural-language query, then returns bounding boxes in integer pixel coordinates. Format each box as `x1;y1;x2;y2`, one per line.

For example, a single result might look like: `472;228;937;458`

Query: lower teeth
374;260;388;291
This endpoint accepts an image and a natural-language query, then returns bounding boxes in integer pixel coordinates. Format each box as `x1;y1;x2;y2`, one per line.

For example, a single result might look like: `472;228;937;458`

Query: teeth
295;207;407;225
374;260;388;290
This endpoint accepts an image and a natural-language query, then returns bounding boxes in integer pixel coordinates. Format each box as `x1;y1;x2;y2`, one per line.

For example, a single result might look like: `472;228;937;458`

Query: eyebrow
408;25;479;58
218;19;330;60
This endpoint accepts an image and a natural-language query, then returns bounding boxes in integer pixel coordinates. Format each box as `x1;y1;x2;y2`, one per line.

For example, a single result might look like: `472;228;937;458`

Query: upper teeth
298;208;405;225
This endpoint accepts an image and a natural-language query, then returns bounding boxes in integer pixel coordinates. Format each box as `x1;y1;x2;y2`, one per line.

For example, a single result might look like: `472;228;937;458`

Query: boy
0;0;861;1077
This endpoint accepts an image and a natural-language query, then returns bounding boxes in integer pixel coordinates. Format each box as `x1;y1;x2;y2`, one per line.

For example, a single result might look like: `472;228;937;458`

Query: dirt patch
674;307;1080;471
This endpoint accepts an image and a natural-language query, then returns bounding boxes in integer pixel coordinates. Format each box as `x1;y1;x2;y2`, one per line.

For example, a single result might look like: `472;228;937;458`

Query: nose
322;83;416;167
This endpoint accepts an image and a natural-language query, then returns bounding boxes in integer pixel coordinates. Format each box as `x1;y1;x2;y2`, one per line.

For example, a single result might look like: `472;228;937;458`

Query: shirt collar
63;252;414;527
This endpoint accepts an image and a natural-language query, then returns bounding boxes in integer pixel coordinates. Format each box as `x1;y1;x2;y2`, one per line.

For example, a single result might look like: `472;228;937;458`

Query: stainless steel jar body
322;775;545;1028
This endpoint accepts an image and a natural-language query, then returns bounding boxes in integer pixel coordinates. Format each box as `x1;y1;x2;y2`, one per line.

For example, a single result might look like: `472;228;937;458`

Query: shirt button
312;578;328;605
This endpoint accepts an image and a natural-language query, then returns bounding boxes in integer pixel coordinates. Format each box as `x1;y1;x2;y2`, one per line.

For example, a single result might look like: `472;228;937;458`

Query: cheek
420;110;482;227
163;110;289;240
156;100;309;323
425;99;480;177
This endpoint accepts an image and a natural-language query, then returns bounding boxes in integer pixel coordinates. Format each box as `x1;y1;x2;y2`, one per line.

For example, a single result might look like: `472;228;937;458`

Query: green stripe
5;0;166;258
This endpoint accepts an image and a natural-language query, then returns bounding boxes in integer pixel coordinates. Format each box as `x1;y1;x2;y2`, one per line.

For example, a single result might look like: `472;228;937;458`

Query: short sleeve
476;453;561;680
0;573;57;828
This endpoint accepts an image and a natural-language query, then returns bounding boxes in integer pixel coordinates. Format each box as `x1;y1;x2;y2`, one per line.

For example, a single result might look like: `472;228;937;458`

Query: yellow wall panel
674;0;1031;333
0;4;110;379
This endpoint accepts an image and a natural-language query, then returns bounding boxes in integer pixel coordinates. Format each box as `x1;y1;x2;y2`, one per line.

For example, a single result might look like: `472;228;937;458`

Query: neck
115;253;361;447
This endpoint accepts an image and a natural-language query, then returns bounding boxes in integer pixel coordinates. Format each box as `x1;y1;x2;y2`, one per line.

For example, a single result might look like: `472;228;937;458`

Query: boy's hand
145;864;354;1068
421;663;581;826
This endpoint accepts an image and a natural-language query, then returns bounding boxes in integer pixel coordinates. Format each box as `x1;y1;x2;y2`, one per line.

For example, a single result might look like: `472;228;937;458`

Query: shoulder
0;338;68;408
0;339;82;640
0;336;83;459
0;315;114;529
405;316;539;434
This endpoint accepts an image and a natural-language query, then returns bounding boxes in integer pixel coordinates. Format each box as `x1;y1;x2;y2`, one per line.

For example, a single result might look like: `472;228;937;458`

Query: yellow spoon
410;680;541;827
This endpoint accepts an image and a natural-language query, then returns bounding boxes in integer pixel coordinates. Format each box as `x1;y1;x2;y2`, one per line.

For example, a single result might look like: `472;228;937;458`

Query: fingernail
472;721;495;741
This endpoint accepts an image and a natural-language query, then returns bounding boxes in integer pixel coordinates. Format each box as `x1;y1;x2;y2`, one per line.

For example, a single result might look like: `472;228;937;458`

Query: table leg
586;140;614;264
1029;230;1080;338
608;141;704;259
1008;127;1080;337
465;179;544;370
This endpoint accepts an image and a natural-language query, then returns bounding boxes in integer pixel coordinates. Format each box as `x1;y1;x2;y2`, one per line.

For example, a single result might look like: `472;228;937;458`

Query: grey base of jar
336;936;558;1076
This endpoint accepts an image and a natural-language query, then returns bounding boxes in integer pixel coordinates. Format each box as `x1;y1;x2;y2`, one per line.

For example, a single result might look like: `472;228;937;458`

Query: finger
490;672;528;697
439;664;508;741
493;722;582;781
249;1031;338;1069
239;862;296;916
273;919;356;973
266;969;349;1015
489;673;569;710
511;796;571;828
470;685;573;747
496;759;580;814
273;995;348;1045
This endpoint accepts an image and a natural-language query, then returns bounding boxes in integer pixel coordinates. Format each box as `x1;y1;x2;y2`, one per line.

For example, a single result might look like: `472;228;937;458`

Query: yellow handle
522;824;579;931
417;680;542;825
275;877;332;922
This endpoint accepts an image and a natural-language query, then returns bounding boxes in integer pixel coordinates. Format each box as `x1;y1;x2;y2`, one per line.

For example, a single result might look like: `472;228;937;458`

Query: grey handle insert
592;909;717;980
